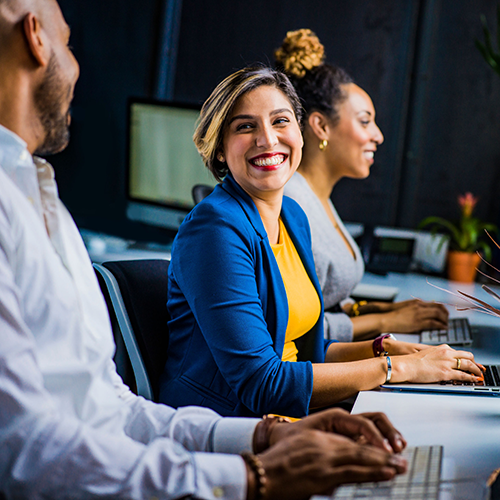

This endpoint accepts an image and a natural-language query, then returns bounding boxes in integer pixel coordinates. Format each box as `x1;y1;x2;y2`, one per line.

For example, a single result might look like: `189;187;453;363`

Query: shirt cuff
212;418;260;454
193;452;247;500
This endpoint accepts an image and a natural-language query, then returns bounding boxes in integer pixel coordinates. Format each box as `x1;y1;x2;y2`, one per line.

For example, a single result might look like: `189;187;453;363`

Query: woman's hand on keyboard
379;300;449;333
391;344;484;383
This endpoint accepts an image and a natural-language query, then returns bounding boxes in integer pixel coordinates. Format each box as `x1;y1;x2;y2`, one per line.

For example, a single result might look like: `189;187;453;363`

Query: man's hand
267;408;406;453
258;429;407;500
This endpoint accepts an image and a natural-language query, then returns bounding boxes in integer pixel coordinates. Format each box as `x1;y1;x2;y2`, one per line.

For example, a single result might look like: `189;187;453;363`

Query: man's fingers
327;464;399;488
355;412;407;452
330;443;408;473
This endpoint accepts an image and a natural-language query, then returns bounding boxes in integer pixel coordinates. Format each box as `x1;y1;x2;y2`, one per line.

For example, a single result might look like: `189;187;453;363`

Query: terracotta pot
446;250;481;282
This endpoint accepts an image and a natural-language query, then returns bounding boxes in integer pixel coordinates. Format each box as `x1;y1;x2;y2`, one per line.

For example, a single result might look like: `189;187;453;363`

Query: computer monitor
126;97;217;233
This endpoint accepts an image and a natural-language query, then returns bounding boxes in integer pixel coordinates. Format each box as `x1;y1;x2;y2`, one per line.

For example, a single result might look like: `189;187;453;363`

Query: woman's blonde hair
194;66;303;182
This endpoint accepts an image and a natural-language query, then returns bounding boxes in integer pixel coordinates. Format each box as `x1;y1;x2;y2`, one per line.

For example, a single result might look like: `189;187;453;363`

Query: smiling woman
158;65;483;419
279;29;451;343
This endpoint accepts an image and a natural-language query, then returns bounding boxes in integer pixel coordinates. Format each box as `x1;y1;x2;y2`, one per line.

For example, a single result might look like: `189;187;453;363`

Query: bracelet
372;333;397;357
253;414;291;454
385;355;392;383
242;452;267;500
350;300;367;317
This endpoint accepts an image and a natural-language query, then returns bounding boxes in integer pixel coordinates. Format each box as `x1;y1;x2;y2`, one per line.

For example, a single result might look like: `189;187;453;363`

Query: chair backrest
94;259;170;401
192;184;214;205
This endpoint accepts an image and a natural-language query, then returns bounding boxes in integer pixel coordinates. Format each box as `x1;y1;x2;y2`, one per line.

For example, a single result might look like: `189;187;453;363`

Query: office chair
192;184;214;205
94;259;170;401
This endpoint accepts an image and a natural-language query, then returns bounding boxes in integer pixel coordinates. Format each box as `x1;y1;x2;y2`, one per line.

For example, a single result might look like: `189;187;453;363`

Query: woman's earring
217;153;225;163
319;139;328;151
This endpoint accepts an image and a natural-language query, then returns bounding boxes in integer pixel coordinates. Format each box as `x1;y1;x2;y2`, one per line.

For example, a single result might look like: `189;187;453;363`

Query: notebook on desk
382;364;500;396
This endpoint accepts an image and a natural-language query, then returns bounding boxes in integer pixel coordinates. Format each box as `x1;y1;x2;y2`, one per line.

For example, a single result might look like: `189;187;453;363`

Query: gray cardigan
284;172;364;341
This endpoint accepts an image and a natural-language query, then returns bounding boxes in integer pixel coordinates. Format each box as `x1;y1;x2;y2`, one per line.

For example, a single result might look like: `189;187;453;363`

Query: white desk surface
353;390;500;485
353;271;500;492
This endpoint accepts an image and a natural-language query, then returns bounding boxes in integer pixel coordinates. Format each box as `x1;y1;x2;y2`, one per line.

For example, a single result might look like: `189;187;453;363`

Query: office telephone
356;225;415;275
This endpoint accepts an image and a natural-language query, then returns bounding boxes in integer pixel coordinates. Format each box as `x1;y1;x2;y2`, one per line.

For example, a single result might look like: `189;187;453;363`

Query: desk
352;272;500;495
353;391;500;489
361;271;500;364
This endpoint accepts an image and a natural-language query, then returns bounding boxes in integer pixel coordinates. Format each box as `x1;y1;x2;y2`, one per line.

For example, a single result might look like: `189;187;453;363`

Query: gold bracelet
350;300;367;317
241;452;267;500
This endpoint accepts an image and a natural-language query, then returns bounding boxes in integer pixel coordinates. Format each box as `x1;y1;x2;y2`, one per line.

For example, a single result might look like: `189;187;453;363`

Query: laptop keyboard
439;364;500;388
329;445;443;500
420;318;472;346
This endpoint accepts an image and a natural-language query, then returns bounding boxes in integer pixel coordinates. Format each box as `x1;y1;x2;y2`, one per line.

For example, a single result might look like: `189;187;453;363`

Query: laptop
382;364;500;396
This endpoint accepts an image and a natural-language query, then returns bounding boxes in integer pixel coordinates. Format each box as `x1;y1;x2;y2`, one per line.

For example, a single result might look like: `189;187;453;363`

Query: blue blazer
159;175;334;417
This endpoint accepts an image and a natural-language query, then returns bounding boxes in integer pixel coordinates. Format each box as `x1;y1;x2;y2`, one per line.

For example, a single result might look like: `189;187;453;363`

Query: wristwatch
372;333;397;357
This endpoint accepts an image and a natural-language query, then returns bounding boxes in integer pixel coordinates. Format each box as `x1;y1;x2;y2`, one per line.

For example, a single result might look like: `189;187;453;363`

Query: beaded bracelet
241;452;267;500
253;414;291;454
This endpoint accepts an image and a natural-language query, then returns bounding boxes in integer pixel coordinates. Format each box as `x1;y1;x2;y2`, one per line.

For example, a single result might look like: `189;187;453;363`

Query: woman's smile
249;152;289;170
222;84;303;202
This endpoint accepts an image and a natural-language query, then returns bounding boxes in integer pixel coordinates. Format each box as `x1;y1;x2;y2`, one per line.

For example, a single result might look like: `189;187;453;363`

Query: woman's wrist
382;334;397;354
387;355;410;384
349;300;367;317
372;334;397;357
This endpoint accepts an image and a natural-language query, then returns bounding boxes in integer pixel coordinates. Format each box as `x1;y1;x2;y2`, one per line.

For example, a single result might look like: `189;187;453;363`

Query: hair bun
275;29;325;78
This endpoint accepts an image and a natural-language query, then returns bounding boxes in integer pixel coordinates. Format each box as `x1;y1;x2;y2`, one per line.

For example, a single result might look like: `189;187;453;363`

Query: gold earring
217;153;225;163
319;139;328;151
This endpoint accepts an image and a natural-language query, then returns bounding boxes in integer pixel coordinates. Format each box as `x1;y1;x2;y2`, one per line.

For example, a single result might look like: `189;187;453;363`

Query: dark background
53;0;500;245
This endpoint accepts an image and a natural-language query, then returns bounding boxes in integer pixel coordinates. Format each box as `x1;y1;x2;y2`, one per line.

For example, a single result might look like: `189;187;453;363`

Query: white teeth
363;151;374;159
253;155;285;167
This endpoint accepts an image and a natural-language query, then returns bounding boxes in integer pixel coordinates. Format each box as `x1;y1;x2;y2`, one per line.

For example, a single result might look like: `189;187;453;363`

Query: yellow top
271;218;321;362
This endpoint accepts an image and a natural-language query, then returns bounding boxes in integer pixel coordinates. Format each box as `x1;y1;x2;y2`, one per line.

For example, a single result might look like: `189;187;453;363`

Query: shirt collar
0;123;32;175
0;124;45;219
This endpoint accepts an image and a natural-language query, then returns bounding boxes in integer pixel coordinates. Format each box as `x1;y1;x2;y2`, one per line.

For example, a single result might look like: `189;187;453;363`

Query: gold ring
456;358;462;370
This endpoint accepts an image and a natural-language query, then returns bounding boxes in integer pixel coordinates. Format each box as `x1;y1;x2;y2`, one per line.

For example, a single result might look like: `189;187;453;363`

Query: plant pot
446;250;481;283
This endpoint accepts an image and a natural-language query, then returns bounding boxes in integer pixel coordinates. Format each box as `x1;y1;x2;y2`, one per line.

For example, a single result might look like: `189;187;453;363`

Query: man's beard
34;52;72;157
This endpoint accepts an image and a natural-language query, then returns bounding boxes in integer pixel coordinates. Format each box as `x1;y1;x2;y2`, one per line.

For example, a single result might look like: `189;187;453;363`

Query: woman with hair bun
278;29;449;342
159;64;482;419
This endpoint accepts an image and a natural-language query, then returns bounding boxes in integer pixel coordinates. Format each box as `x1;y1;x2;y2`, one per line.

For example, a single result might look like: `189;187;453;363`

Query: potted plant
419;193;497;282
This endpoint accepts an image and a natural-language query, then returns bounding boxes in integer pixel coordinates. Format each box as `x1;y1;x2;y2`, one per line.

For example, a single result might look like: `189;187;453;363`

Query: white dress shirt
0;124;258;499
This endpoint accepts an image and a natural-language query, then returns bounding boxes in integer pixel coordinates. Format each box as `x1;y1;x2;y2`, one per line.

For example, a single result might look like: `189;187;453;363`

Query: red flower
458;192;478;218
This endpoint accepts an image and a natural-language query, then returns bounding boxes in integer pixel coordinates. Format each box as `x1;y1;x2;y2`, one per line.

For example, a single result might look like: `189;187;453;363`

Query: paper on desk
351;283;399;302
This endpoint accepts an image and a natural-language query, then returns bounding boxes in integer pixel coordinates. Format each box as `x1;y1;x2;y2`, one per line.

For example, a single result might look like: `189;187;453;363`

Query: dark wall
174;0;420;227
398;0;500;228
53;0;500;241
53;0;172;242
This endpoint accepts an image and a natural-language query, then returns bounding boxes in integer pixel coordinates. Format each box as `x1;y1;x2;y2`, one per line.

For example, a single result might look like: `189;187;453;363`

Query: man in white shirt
0;0;408;498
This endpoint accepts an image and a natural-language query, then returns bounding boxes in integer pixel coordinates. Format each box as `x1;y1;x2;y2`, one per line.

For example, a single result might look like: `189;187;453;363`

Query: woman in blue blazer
159;67;482;418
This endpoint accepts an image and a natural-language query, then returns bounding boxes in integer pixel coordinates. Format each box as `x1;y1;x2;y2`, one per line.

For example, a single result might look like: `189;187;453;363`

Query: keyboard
439;364;500;388
323;445;443;500
420;318;472;346
484;365;500;386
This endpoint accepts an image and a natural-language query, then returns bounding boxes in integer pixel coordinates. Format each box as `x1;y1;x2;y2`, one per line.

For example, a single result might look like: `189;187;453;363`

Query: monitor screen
126;98;217;232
